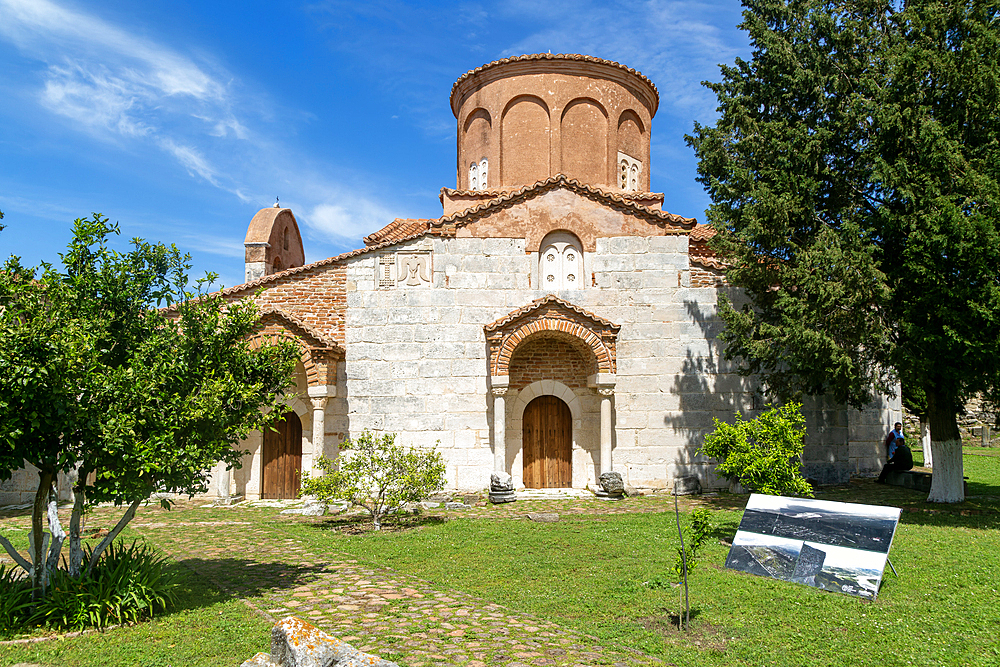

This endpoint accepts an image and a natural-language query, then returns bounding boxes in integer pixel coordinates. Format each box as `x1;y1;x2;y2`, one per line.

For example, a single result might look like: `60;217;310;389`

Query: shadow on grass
301;514;448;535
172;557;331;602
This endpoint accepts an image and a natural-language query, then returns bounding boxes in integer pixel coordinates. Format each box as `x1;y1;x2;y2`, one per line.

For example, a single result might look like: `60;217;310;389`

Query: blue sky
0;0;750;289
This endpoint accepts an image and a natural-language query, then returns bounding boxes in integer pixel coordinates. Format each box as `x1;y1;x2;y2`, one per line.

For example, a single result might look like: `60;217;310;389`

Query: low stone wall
242;616;399;667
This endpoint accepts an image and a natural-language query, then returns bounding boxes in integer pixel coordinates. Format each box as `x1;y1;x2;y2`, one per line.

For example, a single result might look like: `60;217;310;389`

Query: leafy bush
700;402;813;496
0;564;33;632
672;508;713;578
0;540;180;635
302;430;447;530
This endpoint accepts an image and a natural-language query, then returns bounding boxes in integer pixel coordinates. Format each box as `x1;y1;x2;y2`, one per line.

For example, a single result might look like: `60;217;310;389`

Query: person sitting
877;423;913;483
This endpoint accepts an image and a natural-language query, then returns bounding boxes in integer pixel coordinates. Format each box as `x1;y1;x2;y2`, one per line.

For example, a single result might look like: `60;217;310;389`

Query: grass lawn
278;450;1000;667
1;448;998;667
0;567;271;666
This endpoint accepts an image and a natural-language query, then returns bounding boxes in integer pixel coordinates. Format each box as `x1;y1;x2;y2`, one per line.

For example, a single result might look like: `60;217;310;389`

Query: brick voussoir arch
487;295;620;378
250;308;342;388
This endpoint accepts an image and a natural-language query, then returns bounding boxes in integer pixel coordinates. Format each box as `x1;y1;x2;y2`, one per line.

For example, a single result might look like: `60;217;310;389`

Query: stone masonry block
649;236;688;253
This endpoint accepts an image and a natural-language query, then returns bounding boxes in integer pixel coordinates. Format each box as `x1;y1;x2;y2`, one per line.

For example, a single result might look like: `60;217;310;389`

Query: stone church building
0;54;898;505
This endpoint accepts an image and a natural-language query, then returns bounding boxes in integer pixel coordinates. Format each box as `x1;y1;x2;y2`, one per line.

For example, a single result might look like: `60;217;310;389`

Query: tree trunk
920;419;933;468
68;469;89;578
44;489;66;588
926;391;965;503
29;469;54;595
85;496;143;575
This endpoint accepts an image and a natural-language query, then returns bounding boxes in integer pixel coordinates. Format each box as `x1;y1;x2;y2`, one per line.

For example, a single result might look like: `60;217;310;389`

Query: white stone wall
0;464;73;507
340;233;757;491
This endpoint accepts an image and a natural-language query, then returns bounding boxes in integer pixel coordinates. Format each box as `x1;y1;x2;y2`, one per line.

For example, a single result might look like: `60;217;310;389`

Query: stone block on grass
240;617;399;667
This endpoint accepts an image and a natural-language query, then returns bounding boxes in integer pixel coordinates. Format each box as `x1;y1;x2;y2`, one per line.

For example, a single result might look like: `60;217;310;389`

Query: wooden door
262;411;302;499
522;395;572;488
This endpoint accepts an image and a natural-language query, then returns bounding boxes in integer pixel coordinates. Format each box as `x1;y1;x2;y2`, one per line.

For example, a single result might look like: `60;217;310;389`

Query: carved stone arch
511;379;582;422
485;295;619;378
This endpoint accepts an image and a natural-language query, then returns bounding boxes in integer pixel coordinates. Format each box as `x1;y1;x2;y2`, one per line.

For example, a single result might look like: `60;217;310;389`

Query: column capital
310;396;329;410
307;384;337;399
587;373;616;389
597;387;615;397
491;386;511;397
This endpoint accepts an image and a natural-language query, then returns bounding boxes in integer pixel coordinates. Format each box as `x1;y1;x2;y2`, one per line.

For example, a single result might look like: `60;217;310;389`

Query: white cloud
158;139;220;187
0;0;221;100
305;197;401;241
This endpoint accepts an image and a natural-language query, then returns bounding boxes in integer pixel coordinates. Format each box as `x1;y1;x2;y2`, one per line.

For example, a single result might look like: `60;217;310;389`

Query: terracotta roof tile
162;230;433;311
436;175;697;230
689;224;717;242
690;255;728;272
485;294;621;333
364;218;434;246
452;53;659;115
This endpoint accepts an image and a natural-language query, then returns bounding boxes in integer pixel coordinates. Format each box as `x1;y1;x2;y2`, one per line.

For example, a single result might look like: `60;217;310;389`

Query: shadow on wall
664;292;758;490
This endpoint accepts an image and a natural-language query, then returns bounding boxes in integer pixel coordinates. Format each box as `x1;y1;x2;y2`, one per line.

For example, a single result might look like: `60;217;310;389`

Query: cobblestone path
126;499;672;667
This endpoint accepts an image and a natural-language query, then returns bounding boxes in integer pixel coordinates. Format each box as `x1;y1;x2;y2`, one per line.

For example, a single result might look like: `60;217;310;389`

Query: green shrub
0;564;33;633
700;402;814;497
302;430;447;530
1;540;180;634
672;508;713;578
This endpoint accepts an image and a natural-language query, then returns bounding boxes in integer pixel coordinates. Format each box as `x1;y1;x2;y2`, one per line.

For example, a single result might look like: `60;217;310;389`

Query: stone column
588;373;617;479
599;388;614;475
492;387;508;473
309;397;328;470
307;385;337;470
218;462;231;501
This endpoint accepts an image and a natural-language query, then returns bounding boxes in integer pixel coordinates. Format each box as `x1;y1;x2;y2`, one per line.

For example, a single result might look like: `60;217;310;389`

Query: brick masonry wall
508;334;595;390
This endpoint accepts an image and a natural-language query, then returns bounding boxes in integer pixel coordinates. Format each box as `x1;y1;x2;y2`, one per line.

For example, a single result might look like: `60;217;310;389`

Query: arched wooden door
522;395;572;488
262;411;302;499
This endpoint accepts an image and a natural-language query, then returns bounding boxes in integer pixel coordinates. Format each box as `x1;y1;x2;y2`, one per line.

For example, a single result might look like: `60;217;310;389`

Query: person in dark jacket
877;423;913;483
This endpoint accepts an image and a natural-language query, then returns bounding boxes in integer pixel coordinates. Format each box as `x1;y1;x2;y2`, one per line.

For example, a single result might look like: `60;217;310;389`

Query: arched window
469;162;479;191
539;231;584;290
617;152;642;192
283;227;289;251
479;158;488;189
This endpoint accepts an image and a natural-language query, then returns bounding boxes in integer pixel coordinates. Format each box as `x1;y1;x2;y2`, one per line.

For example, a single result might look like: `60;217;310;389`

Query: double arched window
469;158;489;191
539;231;583;290
617;152;642;192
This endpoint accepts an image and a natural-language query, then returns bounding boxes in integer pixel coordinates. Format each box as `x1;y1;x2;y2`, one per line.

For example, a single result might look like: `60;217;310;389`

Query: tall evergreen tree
688;0;1000;502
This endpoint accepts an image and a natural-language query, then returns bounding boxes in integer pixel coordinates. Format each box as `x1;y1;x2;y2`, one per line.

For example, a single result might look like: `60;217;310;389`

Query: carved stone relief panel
376;249;434;289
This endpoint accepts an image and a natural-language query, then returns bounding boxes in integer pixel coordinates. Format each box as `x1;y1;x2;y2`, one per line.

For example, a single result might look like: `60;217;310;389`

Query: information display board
725;494;902;599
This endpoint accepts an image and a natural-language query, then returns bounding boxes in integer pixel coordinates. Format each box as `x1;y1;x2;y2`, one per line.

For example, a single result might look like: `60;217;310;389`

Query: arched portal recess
262;411;302;499
522;395;572;488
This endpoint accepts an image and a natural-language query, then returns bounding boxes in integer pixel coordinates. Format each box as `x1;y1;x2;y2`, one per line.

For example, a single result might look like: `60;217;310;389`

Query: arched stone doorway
262;411;302;499
522;395;572;488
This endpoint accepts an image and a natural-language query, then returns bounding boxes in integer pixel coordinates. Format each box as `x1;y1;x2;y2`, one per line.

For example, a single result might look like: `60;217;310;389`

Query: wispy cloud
0;0;410;253
498;0;746;120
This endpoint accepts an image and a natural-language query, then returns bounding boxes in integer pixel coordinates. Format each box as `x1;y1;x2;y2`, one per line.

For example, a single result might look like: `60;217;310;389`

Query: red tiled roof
690;256;728;272
689;224;717;242
364;218;434;246
436;175;697;231
485;294;620;333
